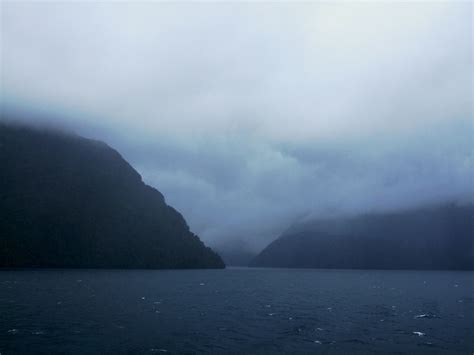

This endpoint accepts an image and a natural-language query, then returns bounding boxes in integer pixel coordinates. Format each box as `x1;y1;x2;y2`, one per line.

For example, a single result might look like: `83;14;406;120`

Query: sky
1;1;472;251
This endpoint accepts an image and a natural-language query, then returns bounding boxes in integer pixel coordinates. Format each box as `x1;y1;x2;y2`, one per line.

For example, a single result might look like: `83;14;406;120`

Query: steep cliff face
251;204;474;270
0;123;224;269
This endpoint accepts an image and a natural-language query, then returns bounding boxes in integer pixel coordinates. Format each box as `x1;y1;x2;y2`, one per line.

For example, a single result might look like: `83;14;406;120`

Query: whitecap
414;314;428;318
413;331;425;336
414;314;437;319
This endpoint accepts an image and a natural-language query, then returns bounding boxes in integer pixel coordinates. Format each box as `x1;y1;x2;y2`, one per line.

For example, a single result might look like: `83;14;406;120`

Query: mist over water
1;2;472;251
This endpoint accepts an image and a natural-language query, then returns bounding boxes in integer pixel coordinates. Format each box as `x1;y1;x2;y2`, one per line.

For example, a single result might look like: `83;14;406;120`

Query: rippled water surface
0;268;473;354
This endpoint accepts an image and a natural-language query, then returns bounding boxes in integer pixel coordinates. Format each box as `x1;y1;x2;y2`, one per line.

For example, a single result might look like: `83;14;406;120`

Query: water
0;268;472;354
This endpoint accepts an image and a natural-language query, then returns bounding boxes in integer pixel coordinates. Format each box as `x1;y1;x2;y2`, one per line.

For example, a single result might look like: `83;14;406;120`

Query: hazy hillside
251;204;474;270
0;123;224;269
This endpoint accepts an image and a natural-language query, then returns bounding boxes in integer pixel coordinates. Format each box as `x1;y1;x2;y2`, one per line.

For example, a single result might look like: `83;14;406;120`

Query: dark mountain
251;204;474;270
0;122;224;269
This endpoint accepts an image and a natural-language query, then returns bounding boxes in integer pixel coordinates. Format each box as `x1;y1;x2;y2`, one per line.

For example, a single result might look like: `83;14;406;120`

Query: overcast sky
1;1;472;251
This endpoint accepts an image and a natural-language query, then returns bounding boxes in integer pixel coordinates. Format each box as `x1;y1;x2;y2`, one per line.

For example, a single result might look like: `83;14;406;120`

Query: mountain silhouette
252;204;473;270
0;122;224;269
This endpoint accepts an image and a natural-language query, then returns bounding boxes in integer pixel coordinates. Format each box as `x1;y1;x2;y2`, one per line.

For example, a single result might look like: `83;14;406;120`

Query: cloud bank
1;2;472;250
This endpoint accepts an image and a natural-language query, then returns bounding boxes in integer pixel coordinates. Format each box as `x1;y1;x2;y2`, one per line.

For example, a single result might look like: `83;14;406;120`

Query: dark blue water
0;268;472;354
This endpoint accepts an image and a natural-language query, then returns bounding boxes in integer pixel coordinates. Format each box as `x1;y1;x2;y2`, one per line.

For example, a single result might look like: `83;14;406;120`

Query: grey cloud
1;2;472;251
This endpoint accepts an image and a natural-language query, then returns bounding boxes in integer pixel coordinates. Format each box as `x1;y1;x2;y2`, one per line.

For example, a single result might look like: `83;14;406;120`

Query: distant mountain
251;204;474;270
216;249;256;267
214;248;256;267
0;123;224;269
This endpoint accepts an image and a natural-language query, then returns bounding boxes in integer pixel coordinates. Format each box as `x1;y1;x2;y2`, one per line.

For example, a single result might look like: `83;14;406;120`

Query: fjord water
1;268;472;354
